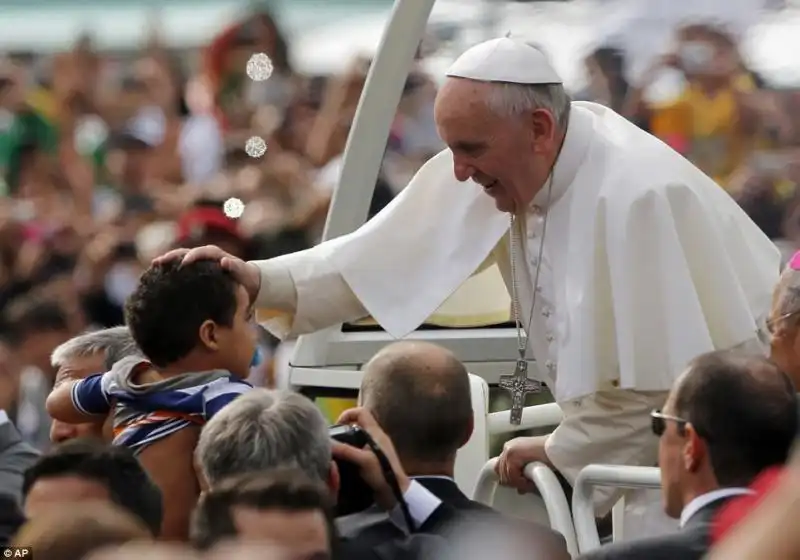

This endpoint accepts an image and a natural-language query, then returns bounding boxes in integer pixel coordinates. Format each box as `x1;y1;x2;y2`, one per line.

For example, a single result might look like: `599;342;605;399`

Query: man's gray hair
485;83;571;128
775;267;800;320
50;326;141;370
196;388;332;486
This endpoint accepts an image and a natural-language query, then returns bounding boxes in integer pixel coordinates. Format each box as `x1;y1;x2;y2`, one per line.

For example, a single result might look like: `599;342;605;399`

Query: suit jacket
578;496;733;560
339;477;569;560
0;494;24;547
337;500;455;560
0;415;39;504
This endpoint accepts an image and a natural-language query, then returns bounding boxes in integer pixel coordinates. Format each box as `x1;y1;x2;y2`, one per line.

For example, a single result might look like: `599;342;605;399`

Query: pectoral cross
499;359;543;425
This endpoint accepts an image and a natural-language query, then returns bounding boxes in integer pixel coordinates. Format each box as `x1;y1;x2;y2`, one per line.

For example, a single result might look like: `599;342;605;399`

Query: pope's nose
453;161;474;182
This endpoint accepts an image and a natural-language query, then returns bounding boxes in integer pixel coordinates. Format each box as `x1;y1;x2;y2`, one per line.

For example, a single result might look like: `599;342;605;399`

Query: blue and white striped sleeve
202;378;253;419
70;374;112;416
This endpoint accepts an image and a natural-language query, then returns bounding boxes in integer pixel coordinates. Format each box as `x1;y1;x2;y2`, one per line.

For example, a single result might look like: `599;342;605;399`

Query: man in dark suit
0;410;38;504
580;350;798;560
342;341;569;559
0;411;39;544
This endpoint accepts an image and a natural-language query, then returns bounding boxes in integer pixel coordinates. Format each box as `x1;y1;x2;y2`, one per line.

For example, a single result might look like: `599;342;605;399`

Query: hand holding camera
330;407;410;511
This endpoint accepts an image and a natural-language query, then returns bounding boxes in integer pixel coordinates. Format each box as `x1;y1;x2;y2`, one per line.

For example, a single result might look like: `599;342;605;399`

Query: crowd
0;248;798;559
0;5;444;445
1;3;800;559
0;256;573;558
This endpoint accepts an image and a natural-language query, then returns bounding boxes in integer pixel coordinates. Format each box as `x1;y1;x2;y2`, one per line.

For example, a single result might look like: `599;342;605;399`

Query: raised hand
153;245;261;303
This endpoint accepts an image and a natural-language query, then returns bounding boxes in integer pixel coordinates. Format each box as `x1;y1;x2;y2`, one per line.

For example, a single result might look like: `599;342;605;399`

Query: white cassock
253;38;779;536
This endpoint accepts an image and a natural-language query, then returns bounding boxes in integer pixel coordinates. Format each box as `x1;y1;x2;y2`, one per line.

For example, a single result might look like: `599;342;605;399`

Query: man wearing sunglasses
580;349;797;560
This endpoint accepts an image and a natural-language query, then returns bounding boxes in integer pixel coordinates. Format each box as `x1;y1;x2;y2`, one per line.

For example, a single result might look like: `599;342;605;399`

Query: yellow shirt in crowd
650;75;756;189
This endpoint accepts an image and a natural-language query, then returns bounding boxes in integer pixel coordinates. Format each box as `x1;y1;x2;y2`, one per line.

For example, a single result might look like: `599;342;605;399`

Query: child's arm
45;374;112;424
202;378;252;419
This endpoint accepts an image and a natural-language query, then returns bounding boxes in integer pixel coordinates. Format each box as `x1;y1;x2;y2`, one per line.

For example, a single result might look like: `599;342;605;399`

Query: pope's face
434;78;555;213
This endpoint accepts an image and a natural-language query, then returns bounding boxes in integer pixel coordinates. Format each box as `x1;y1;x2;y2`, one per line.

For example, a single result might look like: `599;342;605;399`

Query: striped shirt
70;355;252;453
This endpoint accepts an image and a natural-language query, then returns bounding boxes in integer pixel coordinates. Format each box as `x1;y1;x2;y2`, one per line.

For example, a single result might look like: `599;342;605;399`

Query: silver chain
509;175;554;360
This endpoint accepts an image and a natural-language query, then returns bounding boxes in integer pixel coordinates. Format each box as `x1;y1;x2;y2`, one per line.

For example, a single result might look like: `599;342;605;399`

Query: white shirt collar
679;487;753;528
530;101;595;211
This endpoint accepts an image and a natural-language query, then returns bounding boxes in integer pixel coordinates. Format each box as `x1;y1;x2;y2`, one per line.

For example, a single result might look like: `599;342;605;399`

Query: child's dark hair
124;260;240;367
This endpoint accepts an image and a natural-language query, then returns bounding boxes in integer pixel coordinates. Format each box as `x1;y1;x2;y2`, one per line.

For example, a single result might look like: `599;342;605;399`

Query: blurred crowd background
0;0;799;449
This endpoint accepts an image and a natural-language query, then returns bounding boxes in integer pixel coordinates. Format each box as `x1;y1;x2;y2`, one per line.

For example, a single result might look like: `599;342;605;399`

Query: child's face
217;284;258;378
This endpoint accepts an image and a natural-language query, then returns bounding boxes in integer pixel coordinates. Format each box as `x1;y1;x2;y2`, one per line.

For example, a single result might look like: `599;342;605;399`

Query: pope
156;38;778;533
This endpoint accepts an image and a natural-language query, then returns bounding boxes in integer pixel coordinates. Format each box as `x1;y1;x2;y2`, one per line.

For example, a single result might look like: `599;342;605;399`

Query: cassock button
535;285;543;293
531;257;539;266
542;308;552;318
546;333;555;342
611;379;619;387
545;360;556;371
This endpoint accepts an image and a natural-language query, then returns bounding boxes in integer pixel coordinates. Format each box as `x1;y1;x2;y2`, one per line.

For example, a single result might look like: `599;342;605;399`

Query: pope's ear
529;107;558;147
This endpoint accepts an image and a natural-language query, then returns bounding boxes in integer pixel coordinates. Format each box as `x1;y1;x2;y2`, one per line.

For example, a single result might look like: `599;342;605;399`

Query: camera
330;424;374;517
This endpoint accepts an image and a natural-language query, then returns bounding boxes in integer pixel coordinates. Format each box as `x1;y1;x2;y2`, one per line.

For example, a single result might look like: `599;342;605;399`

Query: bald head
360;342;472;469
363;341;464;380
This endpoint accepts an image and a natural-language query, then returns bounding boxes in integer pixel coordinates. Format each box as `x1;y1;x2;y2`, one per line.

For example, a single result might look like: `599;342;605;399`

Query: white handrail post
472;457;500;506
572;465;662;554
472;458;579;558
611;498;626;543
321;0;436;241
524;463;580;558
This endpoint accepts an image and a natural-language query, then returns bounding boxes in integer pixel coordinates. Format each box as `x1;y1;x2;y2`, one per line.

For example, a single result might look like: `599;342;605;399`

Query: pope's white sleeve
252;246;368;340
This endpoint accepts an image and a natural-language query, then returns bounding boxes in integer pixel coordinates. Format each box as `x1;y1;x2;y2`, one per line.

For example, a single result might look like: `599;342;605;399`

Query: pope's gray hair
51;326;141;371
484;83;571;129
196;388;332;487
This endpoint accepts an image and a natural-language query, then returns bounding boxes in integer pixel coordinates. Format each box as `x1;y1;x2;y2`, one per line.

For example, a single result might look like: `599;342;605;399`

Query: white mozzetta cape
259;102;779;401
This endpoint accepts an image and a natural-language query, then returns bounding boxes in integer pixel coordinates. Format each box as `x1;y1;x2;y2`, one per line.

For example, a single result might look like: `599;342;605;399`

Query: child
46;259;258;540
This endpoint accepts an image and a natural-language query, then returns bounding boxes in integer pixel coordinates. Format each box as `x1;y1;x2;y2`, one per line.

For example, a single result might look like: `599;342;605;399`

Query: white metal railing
487;402;564;435
572;465;662;554
473;457;579;558
456;377;563;493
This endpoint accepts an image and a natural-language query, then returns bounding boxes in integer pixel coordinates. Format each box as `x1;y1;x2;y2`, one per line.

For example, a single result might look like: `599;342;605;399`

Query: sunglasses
766;310;800;335
651;409;688;437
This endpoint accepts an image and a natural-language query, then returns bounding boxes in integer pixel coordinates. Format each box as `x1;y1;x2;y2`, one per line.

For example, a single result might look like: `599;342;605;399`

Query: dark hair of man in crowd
13;502;151;560
674;350;798;487
2;297;69;345
124;259;240;367
22;438;163;536
360;342;473;468
190;469;337;552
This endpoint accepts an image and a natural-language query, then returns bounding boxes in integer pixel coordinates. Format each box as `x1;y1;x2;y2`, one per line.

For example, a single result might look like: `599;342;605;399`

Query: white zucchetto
445;37;562;85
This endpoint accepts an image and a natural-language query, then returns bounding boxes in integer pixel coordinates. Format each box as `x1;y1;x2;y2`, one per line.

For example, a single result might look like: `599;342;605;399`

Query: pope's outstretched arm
251;244;370;339
252;149;510;339
159;150;509;340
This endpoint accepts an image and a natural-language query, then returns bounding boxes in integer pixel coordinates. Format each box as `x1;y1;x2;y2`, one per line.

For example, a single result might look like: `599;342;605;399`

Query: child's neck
159;354;223;378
